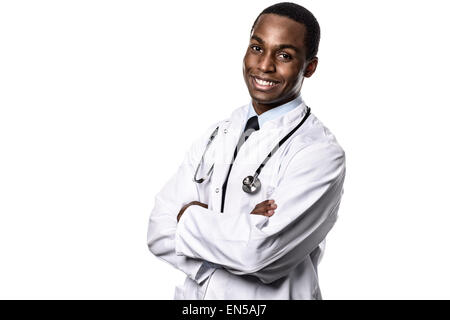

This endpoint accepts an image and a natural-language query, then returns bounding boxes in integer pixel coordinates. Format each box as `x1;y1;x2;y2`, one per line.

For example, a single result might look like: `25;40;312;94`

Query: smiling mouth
251;76;280;91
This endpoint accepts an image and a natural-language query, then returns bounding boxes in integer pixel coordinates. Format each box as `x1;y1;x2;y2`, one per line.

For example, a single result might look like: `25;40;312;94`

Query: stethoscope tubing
193;106;311;194
253;106;311;179
192;126;219;183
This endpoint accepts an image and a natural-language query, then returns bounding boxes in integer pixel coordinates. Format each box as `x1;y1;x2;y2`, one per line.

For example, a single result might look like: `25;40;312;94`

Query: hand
177;201;208;222
250;199;277;217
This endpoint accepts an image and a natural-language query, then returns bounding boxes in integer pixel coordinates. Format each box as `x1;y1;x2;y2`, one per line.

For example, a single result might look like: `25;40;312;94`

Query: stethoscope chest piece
242;175;261;194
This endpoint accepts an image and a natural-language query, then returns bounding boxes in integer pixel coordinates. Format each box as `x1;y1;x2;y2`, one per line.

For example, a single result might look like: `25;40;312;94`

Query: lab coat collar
247;95;304;129
228;96;308;132
251;98;308;131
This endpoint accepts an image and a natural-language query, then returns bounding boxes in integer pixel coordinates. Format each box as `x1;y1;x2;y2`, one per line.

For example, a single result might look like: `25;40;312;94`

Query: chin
250;92;282;104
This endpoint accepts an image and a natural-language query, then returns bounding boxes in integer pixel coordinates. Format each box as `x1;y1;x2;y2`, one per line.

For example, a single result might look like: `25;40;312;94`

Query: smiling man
147;2;346;300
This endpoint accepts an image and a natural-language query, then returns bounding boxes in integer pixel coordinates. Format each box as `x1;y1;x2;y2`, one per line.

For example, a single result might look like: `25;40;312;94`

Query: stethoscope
193;106;311;194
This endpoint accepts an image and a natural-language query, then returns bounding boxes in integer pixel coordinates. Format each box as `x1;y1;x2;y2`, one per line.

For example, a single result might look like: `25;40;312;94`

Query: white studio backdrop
0;0;449;299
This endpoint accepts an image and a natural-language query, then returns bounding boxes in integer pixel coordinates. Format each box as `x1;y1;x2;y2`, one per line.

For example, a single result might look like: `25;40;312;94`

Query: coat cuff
175;203;209;258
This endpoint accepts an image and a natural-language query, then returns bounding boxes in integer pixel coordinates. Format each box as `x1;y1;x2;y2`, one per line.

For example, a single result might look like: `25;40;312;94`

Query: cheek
243;57;249;72
279;67;302;87
243;52;258;70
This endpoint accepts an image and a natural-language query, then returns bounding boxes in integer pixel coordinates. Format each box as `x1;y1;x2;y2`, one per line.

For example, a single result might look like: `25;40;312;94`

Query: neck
252;94;300;115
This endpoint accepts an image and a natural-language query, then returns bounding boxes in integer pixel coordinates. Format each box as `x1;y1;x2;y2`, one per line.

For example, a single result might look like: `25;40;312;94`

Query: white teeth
255;77;276;86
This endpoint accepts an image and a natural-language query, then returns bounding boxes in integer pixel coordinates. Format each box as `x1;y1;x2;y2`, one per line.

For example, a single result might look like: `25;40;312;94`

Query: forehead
251;13;306;48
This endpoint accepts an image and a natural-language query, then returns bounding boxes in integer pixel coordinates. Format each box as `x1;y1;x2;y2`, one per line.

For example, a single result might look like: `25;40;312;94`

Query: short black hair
251;2;320;61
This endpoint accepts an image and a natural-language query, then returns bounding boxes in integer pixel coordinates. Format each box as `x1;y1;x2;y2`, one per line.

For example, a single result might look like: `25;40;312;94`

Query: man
147;2;345;300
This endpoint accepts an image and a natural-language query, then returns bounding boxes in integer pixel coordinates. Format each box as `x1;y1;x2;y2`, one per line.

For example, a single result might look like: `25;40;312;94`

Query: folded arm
146;123;221;284
175;141;346;283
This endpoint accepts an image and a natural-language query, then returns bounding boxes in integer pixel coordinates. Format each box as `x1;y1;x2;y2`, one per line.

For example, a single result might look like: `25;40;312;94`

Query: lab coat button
223;128;228;134
215;188;220;193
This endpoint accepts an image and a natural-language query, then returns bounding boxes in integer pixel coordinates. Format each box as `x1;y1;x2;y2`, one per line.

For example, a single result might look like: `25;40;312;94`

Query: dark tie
221;116;260;212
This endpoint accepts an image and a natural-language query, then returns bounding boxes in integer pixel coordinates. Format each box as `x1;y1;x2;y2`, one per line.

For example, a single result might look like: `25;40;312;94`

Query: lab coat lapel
223;102;309;215
209;105;247;212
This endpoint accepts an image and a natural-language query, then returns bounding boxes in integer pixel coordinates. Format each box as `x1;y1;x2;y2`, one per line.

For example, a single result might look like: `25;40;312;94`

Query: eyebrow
250;35;301;53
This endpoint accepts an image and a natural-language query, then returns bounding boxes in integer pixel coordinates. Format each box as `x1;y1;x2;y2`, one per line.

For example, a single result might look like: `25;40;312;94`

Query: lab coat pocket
257;160;279;201
199;268;217;300
265;184;275;199
247;181;276;229
247;171;277;207
203;268;228;300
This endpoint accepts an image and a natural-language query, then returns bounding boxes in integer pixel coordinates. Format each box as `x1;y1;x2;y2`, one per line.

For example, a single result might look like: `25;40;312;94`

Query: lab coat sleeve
174;141;346;284
147;122;220;284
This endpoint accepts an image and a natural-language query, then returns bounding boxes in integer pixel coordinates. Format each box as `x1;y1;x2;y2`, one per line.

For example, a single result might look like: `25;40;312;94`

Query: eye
250;45;262;52
278;53;292;61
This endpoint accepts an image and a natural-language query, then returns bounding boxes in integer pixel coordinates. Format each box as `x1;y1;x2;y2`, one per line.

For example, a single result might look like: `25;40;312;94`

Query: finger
260;209;275;217
257;199;275;207
251;203;272;215
251;207;266;215
264;204;277;216
192;201;208;208
265;210;275;217
198;202;208;208
251;203;277;215
253;200;275;212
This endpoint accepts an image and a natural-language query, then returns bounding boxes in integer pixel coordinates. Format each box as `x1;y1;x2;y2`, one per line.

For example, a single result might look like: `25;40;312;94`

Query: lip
250;75;280;92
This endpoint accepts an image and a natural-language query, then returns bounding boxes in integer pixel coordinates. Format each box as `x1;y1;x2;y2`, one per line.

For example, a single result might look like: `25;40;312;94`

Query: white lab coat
147;100;346;300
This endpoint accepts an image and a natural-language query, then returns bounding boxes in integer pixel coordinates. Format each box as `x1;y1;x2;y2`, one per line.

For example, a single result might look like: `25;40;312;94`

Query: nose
257;53;276;73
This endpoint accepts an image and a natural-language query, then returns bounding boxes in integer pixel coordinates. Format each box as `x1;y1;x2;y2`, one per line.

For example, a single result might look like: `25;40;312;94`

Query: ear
303;57;318;78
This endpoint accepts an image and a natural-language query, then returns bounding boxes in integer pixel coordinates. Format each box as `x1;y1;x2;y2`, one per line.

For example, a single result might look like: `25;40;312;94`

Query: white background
1;0;449;299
